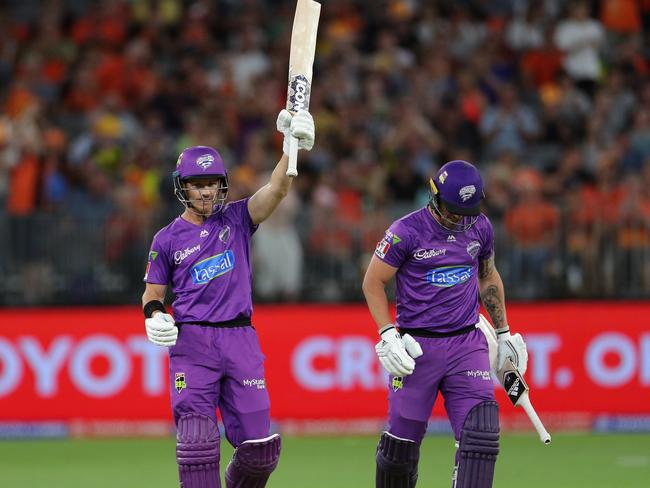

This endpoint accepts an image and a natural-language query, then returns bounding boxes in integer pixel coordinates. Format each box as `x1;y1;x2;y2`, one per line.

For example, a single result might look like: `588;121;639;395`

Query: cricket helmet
429;160;484;231
173;146;229;214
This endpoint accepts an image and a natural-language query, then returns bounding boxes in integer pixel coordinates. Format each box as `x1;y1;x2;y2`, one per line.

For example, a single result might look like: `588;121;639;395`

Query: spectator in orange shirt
504;169;559;298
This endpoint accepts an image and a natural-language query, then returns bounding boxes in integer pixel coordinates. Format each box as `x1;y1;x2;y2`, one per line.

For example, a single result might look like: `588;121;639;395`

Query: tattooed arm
478;254;508;329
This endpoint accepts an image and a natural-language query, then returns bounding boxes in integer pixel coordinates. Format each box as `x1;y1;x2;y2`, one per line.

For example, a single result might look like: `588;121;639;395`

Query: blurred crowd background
1;0;649;306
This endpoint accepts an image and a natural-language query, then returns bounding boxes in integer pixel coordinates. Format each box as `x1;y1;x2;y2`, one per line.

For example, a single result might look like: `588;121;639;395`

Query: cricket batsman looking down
363;160;528;488
141;109;314;487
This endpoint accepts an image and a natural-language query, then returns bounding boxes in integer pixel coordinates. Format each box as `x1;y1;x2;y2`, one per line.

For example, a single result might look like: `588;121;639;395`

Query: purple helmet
429;160;484;231
173;146;229;214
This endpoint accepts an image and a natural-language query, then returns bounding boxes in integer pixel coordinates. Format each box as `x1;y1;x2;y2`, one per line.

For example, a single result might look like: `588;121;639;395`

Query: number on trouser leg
225;433;281;488
176;414;221;488
453;401;500;488
376;431;420;488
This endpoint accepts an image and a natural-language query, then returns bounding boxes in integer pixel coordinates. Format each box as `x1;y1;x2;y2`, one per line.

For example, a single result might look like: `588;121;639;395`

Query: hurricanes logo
175;373;187;393
196;154;215;170
459;185;476;202
392;376;403;392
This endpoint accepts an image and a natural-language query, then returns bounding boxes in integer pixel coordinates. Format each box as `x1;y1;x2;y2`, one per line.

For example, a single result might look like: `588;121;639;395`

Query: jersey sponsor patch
413;248;446;260
144;261;151;281
174;244;201;264
375;239;391;258
426;265;473;287
190;250;235;284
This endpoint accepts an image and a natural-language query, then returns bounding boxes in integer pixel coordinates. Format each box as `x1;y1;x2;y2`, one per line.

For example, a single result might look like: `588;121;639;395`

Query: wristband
143;300;166;318
379;324;396;336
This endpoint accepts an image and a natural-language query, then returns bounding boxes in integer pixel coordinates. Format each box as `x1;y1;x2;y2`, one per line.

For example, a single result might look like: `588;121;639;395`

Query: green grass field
1;433;649;487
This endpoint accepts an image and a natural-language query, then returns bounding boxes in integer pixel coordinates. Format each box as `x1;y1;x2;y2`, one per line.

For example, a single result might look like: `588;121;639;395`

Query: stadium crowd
1;0;649;305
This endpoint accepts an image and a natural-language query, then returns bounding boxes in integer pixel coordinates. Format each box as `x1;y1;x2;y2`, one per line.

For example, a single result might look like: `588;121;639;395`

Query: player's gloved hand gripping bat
476;315;551;444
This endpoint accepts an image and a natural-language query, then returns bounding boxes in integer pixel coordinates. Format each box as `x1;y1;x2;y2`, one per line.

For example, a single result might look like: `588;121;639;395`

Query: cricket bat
497;358;551;444
285;0;321;177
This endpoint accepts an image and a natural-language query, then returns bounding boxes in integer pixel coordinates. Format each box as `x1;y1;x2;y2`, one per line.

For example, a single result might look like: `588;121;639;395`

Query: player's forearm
478;270;508;329
362;277;393;331
248;155;293;224
269;154;293;196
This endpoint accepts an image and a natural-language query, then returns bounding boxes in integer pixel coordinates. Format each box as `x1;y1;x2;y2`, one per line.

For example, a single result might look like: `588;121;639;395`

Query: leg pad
454;401;500;488
176;414;221;488
376;431;420;488
225;434;281;488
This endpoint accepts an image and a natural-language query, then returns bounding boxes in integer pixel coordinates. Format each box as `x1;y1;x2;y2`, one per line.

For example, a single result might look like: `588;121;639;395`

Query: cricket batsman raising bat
140;3;317;486
285;0;321;177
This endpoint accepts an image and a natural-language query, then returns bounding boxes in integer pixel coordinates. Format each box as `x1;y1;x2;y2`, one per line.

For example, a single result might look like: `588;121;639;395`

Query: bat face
287;74;311;112
497;358;530;407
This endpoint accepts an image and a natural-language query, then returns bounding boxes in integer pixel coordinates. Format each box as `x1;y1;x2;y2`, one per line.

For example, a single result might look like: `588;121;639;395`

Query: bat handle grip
286;135;299;177
519;394;551;445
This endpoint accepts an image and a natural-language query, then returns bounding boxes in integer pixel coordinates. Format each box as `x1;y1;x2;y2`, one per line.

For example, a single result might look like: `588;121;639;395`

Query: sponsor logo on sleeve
190;250;235;284
426;265;473;287
375;239;391;259
148;251;158;261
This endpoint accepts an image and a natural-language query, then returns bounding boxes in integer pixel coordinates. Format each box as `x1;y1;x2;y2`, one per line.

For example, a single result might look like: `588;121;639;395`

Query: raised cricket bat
497;358;552;445
285;0;321;177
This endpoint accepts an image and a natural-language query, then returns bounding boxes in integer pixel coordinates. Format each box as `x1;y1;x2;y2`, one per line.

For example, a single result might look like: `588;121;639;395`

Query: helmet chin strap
429;196;476;233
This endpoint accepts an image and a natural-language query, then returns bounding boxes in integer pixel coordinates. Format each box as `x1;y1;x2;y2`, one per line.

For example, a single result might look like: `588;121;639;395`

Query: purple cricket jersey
374;206;494;333
144;198;257;323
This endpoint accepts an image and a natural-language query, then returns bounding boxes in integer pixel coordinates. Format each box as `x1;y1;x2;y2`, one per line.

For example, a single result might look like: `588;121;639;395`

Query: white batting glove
402;334;423;359
496;327;528;375
375;325;416;377
276;109;315;156
145;312;178;347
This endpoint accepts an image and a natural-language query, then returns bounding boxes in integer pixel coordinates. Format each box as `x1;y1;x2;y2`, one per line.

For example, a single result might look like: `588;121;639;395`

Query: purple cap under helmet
173;146;229;214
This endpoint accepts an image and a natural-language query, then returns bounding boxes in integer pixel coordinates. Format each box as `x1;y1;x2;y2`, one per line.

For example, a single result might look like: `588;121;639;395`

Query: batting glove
496;327;528;375
276;109;315;156
145;312;178;347
402;334;423;359
375;325;416;377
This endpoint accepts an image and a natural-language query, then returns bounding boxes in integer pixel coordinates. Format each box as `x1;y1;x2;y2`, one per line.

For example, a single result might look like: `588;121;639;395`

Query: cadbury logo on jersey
413;248;446;260
190;250;235;284
426;265;473;287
